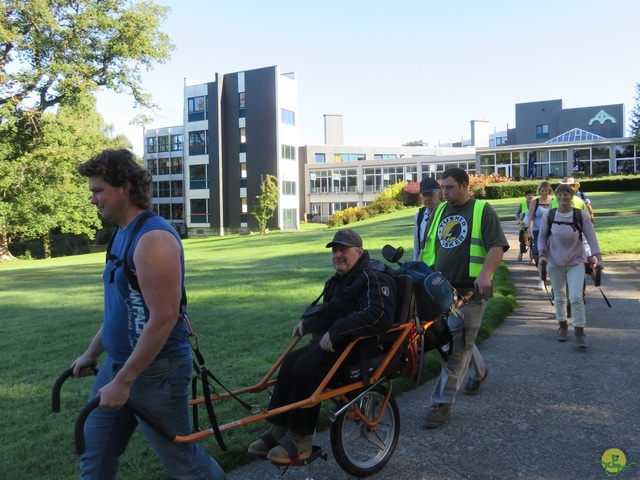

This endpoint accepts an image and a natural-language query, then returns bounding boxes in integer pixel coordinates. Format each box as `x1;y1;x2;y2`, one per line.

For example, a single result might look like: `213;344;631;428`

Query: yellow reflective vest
423;200;488;278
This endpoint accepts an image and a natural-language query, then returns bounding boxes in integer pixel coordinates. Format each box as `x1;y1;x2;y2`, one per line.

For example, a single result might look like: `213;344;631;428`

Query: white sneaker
536;280;545;290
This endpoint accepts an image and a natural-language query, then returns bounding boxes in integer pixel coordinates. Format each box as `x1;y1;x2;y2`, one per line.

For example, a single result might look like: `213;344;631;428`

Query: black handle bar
75;398;176;455
52;366;98;413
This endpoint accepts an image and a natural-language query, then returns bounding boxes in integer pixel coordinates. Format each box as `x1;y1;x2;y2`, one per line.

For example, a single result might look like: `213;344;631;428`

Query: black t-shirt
428;198;509;286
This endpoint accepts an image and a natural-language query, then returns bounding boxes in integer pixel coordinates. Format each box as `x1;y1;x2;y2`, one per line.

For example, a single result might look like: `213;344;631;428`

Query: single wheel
330;385;400;477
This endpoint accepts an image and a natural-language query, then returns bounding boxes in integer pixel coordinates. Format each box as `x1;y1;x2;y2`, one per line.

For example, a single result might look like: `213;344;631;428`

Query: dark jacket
302;251;396;350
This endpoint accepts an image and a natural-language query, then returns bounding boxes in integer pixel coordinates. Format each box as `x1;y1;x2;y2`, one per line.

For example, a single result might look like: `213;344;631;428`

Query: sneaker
423;404;451;429
517;252;523;261
464;368;489;395
536;280;545;290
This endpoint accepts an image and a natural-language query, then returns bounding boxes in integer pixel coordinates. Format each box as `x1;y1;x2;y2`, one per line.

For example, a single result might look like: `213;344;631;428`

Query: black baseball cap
326;229;363;248
419;177;441;193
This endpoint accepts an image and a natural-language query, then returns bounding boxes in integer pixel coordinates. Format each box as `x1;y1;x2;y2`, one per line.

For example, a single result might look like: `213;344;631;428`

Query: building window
188;96;207;122
334;153;365;162
158;181;171;197
171;180;183;197
157;136;169;152
281;144;296;160
190;199;208;224
172;203;184;220
536;124;549;139
281;109;295;125
158;158;170;176
239;92;246;108
373;154;398;160
330;168;358;193
171;157;182;174
189;164;208;189
282;181;296;195
171;134;183;151
363;167;383;192
146;158;158;176
146;137;157;153
315;153;325;163
158;203;171;219
382;165;417;186
189;131;208;156
240;127;247;144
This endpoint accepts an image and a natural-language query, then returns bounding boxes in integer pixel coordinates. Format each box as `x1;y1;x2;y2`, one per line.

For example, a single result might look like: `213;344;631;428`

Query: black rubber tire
330;385;400;477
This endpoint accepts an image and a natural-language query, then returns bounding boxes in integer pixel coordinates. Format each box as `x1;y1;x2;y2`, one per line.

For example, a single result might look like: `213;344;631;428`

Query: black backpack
396;261;454;360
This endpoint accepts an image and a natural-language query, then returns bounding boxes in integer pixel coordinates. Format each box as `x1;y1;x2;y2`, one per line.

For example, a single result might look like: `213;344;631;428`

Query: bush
374;181;406;203
484;174;640;199
326;183;405;228
401;181;422;207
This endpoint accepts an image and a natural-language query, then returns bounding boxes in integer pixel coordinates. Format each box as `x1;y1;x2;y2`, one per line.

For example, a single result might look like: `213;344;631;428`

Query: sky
96;0;640;156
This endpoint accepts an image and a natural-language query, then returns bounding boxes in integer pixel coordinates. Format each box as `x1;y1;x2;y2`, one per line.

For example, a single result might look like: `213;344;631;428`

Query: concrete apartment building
145;65;299;237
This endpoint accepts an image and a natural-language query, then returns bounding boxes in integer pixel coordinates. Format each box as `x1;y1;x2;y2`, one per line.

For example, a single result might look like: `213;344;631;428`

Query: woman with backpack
527;181;553;288
537;183;603;350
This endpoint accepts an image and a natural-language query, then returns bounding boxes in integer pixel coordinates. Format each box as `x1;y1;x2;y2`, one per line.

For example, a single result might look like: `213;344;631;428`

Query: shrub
402;181;422;206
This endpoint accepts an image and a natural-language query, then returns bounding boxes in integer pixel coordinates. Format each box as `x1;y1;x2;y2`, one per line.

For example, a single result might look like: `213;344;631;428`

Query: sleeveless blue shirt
102;211;190;364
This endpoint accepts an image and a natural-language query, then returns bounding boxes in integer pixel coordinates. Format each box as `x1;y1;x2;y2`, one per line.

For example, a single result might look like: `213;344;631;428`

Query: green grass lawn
484;190;640;220
0;198;637;479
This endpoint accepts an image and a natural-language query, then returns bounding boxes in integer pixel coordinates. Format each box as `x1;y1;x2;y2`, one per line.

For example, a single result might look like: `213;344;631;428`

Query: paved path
228;221;640;480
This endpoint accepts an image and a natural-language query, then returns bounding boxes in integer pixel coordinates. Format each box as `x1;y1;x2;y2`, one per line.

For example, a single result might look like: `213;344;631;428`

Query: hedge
484;174;640;199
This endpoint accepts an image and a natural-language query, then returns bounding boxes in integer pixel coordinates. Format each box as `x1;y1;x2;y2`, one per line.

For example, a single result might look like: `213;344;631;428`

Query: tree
0;0;173;261
630;83;640;151
8;96;130;257
251;175;279;234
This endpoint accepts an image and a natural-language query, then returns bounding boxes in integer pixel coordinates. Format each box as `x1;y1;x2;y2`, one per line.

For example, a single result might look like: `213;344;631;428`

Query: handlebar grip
52;366;98;413
75;398;100;454
52;367;74;413
74;398;176;455
595;265;603;287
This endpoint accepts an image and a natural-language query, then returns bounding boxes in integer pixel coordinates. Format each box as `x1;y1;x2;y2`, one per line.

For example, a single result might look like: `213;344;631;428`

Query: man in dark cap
247;228;396;464
414;177;443;261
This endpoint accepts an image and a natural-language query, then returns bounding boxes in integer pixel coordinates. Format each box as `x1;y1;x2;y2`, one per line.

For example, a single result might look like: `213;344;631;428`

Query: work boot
423;404;451;429
266;430;313;464
575;327;587;350
557;321;568;342
247;423;287;457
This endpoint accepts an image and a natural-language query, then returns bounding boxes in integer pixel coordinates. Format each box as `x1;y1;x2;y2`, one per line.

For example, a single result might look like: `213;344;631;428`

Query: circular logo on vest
438;215;468;249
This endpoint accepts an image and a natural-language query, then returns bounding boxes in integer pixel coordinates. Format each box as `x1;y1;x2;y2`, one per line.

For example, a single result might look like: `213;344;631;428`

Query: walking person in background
528;181;553;288
515;190;534;261
537;184;603;350
421;167;509;429
413;177;443;261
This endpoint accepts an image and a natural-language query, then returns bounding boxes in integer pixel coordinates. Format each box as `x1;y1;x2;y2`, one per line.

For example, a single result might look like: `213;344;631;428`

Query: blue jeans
80;355;226;480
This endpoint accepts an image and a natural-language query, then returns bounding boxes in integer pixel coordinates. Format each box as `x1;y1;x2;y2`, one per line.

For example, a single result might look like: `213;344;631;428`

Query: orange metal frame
172;317;434;444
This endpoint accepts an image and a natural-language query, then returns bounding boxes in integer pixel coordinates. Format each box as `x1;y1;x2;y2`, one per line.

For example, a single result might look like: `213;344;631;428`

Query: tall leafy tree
8;96;130;257
0;0;173;261
630;82;640;150
252;175;279;234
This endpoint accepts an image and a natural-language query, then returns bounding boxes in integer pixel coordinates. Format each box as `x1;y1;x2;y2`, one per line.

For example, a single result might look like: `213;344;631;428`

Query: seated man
248;228;397;464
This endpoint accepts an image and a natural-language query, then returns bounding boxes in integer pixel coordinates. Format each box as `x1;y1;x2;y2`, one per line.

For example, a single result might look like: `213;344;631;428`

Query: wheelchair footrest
275;446;327;469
